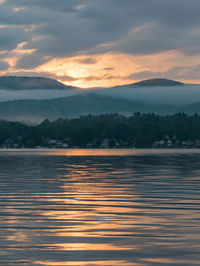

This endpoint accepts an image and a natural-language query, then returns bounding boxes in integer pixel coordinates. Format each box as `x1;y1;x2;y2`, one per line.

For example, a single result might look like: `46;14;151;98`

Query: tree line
0;112;200;148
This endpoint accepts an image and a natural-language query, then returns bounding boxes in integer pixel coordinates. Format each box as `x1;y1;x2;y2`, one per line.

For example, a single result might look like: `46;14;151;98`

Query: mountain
133;78;184;87
0;93;175;122
0;76;75;90
0;76;199;122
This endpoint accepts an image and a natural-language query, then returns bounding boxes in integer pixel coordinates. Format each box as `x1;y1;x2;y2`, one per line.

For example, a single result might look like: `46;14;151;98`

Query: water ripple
0;150;200;265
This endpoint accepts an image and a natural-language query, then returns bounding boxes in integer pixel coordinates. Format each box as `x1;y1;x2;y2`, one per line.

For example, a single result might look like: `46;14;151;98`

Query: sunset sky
0;0;200;88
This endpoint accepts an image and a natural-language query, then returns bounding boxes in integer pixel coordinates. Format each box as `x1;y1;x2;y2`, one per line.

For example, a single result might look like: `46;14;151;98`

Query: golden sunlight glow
4;57;18;68
37;53;141;88
14;42;36;55
3;50;200;88
36;51;200;88
0;42;36;73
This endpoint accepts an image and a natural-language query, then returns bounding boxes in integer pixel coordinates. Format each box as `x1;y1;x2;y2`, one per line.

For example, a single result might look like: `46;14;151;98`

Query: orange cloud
35;51;200;88
3;50;200;88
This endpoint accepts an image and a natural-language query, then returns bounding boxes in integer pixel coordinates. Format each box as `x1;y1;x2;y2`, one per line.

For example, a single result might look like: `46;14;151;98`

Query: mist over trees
1;78;200;122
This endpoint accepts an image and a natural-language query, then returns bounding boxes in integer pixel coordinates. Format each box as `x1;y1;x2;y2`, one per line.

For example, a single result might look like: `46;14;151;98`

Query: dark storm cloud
1;0;200;68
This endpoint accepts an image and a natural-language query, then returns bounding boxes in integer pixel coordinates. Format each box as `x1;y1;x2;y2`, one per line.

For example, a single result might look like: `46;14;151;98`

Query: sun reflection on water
1;151;200;265
34;260;139;266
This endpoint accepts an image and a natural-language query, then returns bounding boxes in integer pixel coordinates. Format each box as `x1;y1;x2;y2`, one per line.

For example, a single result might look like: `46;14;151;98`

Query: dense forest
1;112;200;148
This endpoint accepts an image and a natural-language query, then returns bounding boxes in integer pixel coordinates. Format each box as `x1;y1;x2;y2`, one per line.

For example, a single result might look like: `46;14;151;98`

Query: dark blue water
0;149;200;266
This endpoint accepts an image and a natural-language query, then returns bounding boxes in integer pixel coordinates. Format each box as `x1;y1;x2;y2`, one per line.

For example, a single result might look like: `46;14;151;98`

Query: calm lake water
0;149;200;266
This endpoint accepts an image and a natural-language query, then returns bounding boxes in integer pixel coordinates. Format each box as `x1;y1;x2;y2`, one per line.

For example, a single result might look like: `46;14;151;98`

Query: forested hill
0;76;75;90
0;113;200;148
133;78;184;87
0;78;200;122
0;93;175;122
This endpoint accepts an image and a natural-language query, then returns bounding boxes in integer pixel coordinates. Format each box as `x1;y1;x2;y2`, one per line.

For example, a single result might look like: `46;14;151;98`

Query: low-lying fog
0;83;200;106
93;84;200;105
0;89;82;102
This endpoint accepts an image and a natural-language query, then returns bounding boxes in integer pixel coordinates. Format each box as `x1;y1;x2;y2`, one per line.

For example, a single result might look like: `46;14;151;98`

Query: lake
0;149;200;266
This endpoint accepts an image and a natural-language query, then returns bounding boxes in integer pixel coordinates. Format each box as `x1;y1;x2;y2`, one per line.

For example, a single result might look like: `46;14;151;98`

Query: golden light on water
1;151;200;265
39;243;134;251
34;260;137;265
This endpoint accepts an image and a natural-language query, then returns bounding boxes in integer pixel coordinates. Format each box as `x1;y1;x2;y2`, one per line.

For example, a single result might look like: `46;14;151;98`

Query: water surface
0;149;200;265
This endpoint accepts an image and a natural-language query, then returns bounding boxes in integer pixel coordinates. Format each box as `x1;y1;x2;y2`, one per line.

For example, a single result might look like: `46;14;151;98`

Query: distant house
181;140;194;147
101;139;109;148
48;139;58;148
56;140;63;148
152;141;159;148
167;140;172;147
195;140;200;148
63;143;69;148
4;139;14;148
86;142;93;148
159;140;165;146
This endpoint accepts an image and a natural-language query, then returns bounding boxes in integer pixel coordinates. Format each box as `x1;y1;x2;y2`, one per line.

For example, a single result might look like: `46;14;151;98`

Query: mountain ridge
0;76;199;122
0;93;176;122
0;76;187;91
0;76;76;90
132;78;184;87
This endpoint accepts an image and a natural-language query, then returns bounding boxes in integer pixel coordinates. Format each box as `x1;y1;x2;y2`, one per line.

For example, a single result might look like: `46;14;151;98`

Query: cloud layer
1;0;200;87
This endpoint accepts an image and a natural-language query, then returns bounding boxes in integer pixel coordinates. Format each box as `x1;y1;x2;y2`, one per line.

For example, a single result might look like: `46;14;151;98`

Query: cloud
0;0;200;86
57;75;78;82
3;70;78;83
128;64;200;82
2;0;200;59
6;0;83;12
77;57;97;64
83;74;122;82
15;52;49;69
0;60;9;70
104;67;114;71
0;27;29;50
